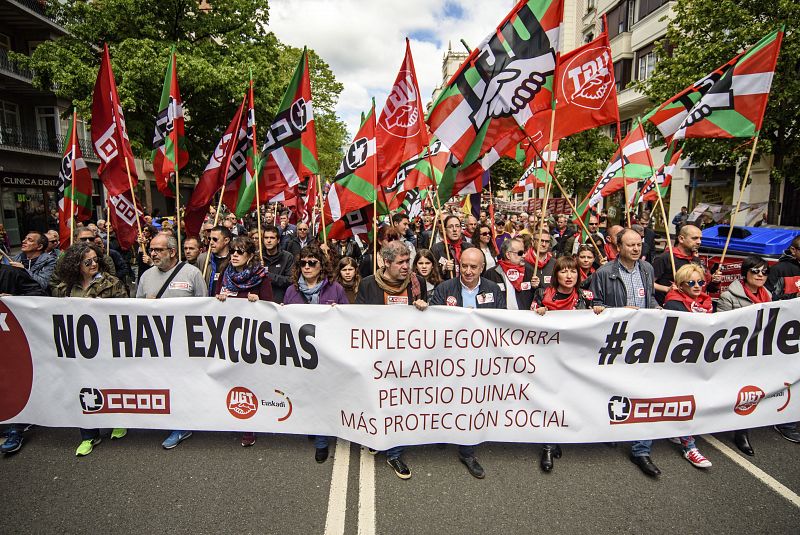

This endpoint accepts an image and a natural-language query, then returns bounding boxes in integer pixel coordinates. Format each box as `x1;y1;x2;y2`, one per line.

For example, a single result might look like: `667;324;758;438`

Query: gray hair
380;240;410;264
158;232;178;251
500;236;523;258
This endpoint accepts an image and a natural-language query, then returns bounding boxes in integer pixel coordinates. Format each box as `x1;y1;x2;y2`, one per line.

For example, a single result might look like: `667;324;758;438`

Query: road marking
323;439;351;535
702;434;800;508
358;447;376;535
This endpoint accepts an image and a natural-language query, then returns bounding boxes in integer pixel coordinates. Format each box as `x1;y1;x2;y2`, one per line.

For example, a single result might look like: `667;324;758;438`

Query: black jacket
533;286;590;310
590;258;658;309
0;264;46;296
284;236;319;258
767;251;800;300
483;263;535;310
430;239;474;280
263;250;295;303
430;276;506;309
652;251;718;305
356;274;427;305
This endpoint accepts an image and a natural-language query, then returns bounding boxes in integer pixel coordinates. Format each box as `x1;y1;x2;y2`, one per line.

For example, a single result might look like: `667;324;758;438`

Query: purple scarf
222;263;267;294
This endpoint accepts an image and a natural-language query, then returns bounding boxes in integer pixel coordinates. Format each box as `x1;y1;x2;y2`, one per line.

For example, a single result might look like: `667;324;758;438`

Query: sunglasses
480;231;491;236
79;237;94;242
685;280;705;288
82;257;99;267
231;248;250;256
210;237;220;242
299;259;319;268
511;250;525;257
749;268;769;275
49;239;59;244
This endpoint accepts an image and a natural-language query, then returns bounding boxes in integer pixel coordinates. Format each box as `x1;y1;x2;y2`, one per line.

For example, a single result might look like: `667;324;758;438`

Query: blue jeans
675;436;696;451
313;436;329;449
631;440;652;457
80;428;100;441
386;446;404;460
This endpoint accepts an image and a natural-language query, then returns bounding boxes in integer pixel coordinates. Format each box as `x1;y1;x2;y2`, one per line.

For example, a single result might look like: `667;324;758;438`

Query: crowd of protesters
1;202;798;481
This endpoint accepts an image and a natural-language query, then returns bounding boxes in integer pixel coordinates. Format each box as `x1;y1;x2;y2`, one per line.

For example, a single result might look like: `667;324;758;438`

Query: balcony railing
0;49;34;80
0;127;97;159
10;0;65;26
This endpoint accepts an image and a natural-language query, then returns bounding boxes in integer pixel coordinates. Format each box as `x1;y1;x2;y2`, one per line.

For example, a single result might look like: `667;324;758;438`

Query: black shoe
552;444;562;459
630;455;661;477
315;447;329;463
540;448;554;473
734;431;755;456
387;457;411;480
774;425;800;444
460;456;485;479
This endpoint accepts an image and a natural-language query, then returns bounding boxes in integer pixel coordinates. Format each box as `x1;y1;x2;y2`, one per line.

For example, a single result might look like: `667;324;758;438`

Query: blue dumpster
701;225;800;256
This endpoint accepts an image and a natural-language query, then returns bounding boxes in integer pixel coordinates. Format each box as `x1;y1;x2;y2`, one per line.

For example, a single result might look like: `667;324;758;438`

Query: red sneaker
684;447;712;468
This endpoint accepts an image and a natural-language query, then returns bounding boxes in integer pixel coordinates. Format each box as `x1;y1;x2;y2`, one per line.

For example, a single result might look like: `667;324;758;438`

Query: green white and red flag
511;141;557;193
91;43;138;196
377;38;430;188
225;80;259;217
644;28;783;142
151;47;188;198
633;146;683;206
672;28;783;140
260;47;319;203
57;109;93;249
184;93;247;236
586;120;654;209
323;102;378;227
427;0;564;166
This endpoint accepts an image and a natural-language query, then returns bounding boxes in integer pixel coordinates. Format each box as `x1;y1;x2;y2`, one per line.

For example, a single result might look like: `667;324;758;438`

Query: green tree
633;0;799;223
489;156;524;192
556;129;617;200
17;0;347;180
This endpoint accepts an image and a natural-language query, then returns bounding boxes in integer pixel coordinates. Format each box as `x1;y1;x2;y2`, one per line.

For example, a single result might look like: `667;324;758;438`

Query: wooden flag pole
720;134;760;265
123;157;147;256
68;108;77;246
640;131;676;280
201;187;226;279
317;174;328;242
372;196;378;273
174;170;182;261
532;105;558;279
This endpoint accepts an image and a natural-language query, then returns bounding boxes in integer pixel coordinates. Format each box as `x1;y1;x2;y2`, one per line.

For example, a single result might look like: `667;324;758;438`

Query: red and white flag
107;189;144;251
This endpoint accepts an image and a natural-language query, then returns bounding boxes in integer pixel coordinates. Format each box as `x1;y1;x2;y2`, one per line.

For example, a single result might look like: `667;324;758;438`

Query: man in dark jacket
430;248;506;480
285;222;318;258
430;215;474;280
10;231;56;292
652;224;720;304
0;263;46;454
591;228;661;477
197;226;232;295
767;235;800;301
484;237;535;310
356;241;428;480
262;225;295;303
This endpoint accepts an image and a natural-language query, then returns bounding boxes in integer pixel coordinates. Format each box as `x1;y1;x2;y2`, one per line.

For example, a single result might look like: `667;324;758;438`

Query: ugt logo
227;386;258;419
734;385;765;416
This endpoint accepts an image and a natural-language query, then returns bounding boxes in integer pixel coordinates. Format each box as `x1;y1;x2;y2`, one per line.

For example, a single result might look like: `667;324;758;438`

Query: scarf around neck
540;286;579;311
222;263;267;294
374;267;409;295
664;288;713;313
743;283;771;304
498;259;525;291
298;278;326;304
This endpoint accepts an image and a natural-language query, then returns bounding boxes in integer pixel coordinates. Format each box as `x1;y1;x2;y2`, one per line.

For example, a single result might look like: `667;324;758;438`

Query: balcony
0;127;98;160
0;48;34;82
1;0;67;32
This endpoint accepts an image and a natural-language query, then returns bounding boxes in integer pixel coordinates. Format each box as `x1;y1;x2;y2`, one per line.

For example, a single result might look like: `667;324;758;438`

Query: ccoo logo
608;394;695;424
227;386;258;419
734;385;765;416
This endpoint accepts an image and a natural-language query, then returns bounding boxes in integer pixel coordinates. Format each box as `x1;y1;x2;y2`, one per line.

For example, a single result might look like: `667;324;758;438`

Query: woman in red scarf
660;264;714;468
531;256;595;472
717;255;772;456
575;244;598;297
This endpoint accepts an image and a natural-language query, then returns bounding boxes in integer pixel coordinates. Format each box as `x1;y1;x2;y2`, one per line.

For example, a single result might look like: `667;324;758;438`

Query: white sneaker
684;447;712;468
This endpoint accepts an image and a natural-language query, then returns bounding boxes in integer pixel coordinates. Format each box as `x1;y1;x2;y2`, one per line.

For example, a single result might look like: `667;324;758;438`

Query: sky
266;0;515;139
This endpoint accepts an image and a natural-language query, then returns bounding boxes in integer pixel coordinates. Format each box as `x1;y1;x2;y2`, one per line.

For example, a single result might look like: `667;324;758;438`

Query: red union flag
107;189;144;251
91;44;138;197
377;38;430;188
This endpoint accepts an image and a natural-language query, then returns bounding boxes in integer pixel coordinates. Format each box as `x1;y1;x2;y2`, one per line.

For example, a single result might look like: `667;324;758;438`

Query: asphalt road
2;425;799;534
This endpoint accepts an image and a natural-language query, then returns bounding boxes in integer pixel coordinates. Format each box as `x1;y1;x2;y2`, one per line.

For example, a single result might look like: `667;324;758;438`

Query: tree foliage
16;0;348;179
556;129;617;199
489;156;524;192
633;0;800;219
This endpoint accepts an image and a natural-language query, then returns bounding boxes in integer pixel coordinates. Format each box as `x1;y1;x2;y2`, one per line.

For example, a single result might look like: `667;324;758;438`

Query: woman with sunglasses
284;245;349;463
532;256;596;472
659;264;714;468
412;248;442;296
215;236;273;447
52;241;128;456
471;223;498;269
335;256;361;304
716;255;772;456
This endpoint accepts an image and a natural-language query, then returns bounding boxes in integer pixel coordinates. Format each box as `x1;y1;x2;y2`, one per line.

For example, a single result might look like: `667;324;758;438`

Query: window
586;0;596;11
606;1;631;39
637;46;658;81
0;33;10;52
614;59;632;92
638;0;668;21
0;100;20;145
610;119;632;141
584;32;594;43
35;106;60;152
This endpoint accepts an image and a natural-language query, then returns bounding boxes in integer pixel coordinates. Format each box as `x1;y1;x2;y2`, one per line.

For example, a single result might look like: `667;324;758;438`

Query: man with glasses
223;213;245;236
485;237;535;310
285;222;317;258
652;224;720;305
10;231;56;292
525;230;556;289
136;232;206;449
431;215;474;280
45;230;61;256
197;226;232;295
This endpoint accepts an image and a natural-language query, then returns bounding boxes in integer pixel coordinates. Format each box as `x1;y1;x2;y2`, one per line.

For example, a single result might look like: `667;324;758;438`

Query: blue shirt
618;261;646;308
460;280;481;308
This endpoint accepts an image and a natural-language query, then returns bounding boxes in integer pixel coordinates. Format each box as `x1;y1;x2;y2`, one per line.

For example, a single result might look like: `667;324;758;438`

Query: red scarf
498;260;525;291
604;243;617;261
743;284;771;304
664;288;713;313
579;266;594;281
524;249;551;269
539;286;579;311
672;247;695;261
448;239;463;263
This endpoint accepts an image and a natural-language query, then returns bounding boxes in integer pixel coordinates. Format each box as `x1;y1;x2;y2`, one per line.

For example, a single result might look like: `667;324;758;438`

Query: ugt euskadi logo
608;395;696;425
80;388;170;414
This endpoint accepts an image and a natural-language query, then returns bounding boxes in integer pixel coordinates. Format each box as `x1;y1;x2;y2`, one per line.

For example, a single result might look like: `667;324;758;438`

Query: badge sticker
387;295;409;306
446;296;458;306
477;293;494;304
506;269;520;282
169;282;191;291
520;282;531;291
637;287;645;298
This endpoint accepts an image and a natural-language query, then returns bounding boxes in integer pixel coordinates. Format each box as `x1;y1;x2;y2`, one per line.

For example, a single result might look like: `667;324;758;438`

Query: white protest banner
1;297;798;449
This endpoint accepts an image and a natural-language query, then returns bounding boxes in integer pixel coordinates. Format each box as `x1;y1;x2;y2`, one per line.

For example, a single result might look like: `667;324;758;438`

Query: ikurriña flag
91;44;138;197
151;47;188;198
427;0;564;166
260;47;319;204
227;80;259;217
184;93;247;237
377;38;430;188
58;110;93;249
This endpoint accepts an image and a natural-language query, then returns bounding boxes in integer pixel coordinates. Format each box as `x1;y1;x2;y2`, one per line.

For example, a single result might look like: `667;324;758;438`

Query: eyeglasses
511;250;525;257
539;240;551;244
150;247;168;254
82;257;99;267
749;268;769;275
299;259;319;268
79;236;94;242
685;280;706;288
480;231;491;236
48;239;59;244
231;248;250;256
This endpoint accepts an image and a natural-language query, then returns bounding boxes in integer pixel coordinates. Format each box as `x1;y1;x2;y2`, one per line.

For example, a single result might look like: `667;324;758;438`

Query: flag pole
123;158;146;256
247;75;263;264
174;172;182;261
641;129;676;280
202;189;226;279
69;108;77;246
720;134;760;265
532;102;558;280
317;174;328;242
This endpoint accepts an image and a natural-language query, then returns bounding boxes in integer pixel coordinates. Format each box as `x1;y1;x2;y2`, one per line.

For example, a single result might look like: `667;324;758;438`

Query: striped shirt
618;261;646;308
